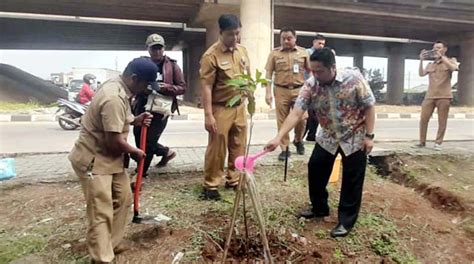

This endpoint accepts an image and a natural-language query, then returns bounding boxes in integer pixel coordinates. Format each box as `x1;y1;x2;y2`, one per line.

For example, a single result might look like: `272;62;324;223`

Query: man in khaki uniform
200;14;250;200
265;27;311;160
68;57;156;263
416;40;458;151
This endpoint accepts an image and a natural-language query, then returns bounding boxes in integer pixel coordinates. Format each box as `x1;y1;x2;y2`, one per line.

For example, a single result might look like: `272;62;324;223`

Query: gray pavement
3;140;474;184
1;119;473;154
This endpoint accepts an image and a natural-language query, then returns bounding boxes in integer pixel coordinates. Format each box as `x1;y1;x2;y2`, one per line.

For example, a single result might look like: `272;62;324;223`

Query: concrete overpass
1;0;473;105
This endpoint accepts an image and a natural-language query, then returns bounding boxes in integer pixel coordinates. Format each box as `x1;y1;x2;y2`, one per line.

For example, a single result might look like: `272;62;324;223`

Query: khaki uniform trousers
419;98;451;145
274;86;306;148
71;163;132;262
204;104;247;190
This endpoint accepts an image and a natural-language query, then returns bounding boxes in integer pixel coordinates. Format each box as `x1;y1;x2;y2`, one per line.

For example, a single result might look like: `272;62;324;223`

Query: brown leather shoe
156;150;177;167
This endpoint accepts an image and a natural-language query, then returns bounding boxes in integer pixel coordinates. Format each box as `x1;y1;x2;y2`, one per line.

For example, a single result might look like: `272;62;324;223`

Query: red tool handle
133;125;148;215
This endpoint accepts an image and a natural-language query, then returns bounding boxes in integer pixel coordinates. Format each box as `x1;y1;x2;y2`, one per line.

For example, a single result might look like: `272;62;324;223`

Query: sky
0;50;183;79
0;50;457;90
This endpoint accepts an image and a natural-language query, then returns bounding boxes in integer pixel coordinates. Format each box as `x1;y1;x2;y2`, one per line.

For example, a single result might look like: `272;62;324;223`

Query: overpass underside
0;0;473;105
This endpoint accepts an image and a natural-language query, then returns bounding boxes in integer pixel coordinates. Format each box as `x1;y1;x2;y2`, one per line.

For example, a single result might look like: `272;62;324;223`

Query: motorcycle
56;98;87;130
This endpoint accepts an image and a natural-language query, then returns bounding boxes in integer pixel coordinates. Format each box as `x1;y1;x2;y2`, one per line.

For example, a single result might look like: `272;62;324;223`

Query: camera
422;50;438;60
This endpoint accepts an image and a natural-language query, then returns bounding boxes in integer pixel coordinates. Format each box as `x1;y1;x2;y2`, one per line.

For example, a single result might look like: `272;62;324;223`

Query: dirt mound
418;184;465;211
370;154;466;212
202;230;324;263
0;63;67;104
129;226;165;243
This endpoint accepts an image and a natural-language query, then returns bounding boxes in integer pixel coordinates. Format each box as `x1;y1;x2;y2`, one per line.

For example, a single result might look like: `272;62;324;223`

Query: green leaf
226;94;242;107
247;98;256;116
226;78;247;88
255;69;262;81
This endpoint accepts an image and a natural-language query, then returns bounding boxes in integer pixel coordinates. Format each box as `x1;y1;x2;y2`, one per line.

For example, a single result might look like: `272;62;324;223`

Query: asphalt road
1;119;473;154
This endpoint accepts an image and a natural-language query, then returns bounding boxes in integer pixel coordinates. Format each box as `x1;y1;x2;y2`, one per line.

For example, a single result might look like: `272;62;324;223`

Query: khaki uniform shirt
200;41;250;104
68;76;135;174
265;46;310;88
425;57;457;99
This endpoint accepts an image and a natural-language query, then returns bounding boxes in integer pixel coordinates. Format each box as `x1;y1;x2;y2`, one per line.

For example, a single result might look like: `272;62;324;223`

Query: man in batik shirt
265;48;376;238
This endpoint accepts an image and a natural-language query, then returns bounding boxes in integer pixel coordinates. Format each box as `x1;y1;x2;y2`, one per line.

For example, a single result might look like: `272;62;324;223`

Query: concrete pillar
240;0;272;112
183;43;206;105
386;44;405;105
457;38;474;106
203;20;220;48
353;54;364;71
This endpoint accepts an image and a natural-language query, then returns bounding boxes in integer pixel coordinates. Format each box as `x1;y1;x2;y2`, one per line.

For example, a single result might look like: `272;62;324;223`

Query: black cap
123;57;158;84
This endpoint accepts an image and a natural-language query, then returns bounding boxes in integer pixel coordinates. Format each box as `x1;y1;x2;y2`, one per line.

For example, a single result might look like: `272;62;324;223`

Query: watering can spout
235;150;269;173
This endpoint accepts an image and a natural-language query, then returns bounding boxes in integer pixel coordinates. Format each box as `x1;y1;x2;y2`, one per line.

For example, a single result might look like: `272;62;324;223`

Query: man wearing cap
133;34;186;176
199;14;250;200
264;27;311;161
68;57;156;263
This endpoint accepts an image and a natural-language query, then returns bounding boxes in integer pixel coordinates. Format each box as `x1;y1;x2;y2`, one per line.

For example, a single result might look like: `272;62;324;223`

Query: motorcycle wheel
58;113;79;130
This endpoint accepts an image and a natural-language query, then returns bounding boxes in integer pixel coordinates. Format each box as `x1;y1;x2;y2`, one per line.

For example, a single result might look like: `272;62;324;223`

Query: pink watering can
234;150;269;174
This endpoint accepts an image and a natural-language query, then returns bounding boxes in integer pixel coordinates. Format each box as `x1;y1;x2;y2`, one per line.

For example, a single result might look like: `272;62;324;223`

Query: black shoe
305;136;315;142
330;224;351;238
411;143;426;149
156;150;177;167
278;151;291;161
298;208;329;219
293;140;305;155
200;189;221;201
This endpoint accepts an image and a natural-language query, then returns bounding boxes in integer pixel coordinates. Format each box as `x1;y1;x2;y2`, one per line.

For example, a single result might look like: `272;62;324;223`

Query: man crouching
68;57;156;263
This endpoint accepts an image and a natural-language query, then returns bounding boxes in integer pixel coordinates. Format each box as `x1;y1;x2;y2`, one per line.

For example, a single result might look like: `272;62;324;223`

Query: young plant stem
242;186;249;251
246;171;273;264
222;178;243;263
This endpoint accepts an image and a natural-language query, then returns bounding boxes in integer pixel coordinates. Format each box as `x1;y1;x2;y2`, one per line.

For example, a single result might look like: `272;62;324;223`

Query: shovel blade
132;213;171;225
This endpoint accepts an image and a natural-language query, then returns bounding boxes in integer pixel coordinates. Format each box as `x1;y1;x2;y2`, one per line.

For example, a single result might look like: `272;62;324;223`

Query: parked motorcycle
56;98;87;130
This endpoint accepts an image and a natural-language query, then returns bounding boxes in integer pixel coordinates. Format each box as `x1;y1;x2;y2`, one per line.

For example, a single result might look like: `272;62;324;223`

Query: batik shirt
295;68;376;156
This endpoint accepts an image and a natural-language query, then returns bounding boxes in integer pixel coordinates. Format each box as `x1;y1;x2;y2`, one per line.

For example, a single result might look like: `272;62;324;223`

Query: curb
1;113;473;122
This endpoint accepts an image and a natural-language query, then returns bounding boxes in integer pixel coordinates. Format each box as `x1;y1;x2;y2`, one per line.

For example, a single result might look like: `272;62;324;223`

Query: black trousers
308;144;367;228
305;110;319;140
133;113;170;175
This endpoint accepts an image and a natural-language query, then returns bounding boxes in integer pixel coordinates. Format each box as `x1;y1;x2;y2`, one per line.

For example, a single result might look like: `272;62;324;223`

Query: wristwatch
365;133;375;140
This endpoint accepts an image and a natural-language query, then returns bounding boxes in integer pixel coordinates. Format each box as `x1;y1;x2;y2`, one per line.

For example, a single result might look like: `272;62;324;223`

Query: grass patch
0;102;56;112
332;247;345;261
0;182;29;191
358;213;418;263
0;232;47;263
314;229;327;239
182;232;205;262
462;219;474;236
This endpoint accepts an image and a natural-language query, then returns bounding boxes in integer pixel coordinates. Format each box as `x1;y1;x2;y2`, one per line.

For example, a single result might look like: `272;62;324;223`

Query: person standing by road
264;27;311;160
415;40;458;151
133;33;186;176
199;14;250;200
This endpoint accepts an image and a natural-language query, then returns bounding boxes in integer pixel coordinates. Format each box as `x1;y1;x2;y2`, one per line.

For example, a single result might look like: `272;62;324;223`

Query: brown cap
145;34;165;48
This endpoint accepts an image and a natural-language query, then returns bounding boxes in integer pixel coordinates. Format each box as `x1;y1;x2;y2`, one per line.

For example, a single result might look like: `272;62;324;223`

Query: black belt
276;84;303;89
